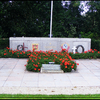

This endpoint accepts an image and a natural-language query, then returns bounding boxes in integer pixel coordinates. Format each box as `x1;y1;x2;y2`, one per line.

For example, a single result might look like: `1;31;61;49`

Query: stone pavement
0;58;100;94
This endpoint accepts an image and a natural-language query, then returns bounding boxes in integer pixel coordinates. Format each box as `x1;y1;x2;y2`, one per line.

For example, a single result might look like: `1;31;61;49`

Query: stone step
41;64;64;73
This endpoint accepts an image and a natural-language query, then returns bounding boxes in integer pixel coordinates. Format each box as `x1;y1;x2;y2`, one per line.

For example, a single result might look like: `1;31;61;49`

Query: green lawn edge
0;94;100;99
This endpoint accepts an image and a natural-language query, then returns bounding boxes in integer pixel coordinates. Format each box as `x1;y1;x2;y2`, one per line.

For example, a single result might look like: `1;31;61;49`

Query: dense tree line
0;1;100;39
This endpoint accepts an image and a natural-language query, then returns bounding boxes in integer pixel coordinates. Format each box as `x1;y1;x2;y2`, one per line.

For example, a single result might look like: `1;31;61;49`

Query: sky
79;1;89;15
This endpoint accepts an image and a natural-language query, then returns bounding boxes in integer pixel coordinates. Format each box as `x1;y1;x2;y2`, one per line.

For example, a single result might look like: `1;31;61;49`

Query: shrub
0;38;9;49
91;39;100;51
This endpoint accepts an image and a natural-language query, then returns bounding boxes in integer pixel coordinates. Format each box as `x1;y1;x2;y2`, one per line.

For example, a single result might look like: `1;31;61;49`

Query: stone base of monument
40;64;63;73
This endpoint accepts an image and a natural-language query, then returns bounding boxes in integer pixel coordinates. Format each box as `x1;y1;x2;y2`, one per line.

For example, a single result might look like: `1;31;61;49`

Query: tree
80;1;100;39
62;1;83;37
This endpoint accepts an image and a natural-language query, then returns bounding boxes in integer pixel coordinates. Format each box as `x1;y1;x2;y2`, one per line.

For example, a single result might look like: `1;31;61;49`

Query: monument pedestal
40;64;63;73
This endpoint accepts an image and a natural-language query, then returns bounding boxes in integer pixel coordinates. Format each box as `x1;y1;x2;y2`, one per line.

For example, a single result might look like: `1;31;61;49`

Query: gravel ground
1;86;100;95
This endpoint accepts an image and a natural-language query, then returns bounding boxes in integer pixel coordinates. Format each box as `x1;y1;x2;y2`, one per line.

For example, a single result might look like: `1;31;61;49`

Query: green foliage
91;39;100;51
69;49;99;59
0;38;9;49
68;24;77;37
1;1;100;39
0;47;30;58
80;31;99;39
0;1;86;38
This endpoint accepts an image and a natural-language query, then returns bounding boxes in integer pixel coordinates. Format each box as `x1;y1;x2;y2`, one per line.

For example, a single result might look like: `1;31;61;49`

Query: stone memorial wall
9;37;91;53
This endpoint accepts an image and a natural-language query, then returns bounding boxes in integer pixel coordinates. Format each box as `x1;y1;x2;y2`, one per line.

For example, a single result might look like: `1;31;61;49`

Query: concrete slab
3;81;21;87
20;82;38;87
38;81;55;87
0;81;6;86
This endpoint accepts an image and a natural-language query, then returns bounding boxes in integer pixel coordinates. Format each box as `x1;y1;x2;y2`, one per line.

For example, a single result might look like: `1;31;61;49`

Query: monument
9;37;91;53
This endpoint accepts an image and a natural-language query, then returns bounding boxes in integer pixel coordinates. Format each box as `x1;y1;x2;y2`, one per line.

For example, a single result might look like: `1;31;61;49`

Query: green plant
91;39;100;51
0;38;9;49
68;24;77;38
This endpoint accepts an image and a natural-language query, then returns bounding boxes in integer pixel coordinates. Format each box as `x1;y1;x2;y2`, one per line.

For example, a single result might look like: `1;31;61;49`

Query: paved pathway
0;58;100;94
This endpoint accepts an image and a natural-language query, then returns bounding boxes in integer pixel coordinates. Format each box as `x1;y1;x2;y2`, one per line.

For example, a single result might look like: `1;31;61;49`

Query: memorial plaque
41;64;63;73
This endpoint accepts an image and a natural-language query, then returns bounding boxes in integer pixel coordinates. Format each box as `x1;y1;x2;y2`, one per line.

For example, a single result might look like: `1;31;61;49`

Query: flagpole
50;1;53;38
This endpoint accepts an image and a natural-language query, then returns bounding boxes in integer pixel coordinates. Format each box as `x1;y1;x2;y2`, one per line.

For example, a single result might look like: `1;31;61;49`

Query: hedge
91;39;100;51
0;38;9;49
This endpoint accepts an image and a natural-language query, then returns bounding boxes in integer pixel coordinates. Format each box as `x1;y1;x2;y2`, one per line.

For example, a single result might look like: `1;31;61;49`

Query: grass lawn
0;94;100;99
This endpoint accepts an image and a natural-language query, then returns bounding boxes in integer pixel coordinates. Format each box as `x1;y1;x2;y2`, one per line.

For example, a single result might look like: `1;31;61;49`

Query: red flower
55;56;57;58
65;66;67;68
62;60;64;63
69;63;71;65
71;66;74;68
62;48;66;51
6;47;10;49
84;51;87;53
35;59;37;61
77;63;79;65
38;57;41;59
4;53;7;55
38;69;40;71
35;64;38;67
65;58;68;60
33;64;35;66
55;50;57;52
34;68;36;70
68;63;70;65
64;61;67;65
38;62;40;64
59;59;62;61
22;51;25;54
94;49;97;51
